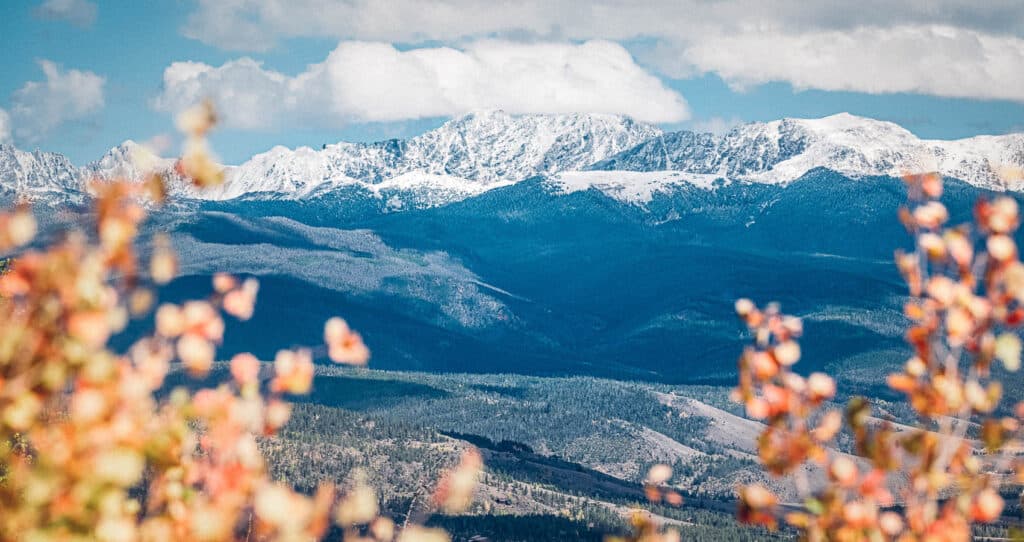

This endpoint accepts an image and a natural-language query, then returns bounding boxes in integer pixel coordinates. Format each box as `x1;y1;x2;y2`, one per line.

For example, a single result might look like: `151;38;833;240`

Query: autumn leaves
735;173;1024;541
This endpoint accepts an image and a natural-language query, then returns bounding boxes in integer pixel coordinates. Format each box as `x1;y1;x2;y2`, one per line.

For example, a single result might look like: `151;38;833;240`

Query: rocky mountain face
206;110;660;200
3;111;1023;208
0;144;82;199
588;113;1024;192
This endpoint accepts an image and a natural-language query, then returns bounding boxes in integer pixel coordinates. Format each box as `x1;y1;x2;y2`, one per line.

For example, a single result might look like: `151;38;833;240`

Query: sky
1;0;1023;165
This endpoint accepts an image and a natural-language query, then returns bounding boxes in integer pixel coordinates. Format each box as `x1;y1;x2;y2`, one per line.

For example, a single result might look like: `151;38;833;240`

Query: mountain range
3;111;1024;385
2;110;1023;206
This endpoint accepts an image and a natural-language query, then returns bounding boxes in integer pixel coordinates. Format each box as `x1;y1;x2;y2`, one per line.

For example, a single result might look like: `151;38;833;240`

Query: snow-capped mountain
2;111;1024;208
566;113;1024;202
0;144;82;198
88;140;176;183
204;110;659;200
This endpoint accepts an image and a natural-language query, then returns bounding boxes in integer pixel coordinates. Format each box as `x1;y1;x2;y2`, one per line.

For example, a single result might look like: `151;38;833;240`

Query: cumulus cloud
663;25;1024;102
180;0;1024;102
182;0;1024;49
0;109;11;144
9;60;105;143
153;40;689;127
34;0;97;28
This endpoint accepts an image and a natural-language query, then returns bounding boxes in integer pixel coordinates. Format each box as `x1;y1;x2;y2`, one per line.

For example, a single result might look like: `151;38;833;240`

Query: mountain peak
781;113;916;139
96;140;145;160
792;111;876;125
87;140;174;183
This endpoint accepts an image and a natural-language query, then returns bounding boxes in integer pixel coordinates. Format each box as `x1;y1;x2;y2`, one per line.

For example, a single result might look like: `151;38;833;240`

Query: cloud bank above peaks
34;0;98;28
8;60;105;144
181;0;1024;103
153;40;690;128
643;25;1024;102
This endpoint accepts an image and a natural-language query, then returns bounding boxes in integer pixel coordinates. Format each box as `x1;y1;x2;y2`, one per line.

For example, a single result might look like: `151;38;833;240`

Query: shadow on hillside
158;368;449;412
302;374;450;410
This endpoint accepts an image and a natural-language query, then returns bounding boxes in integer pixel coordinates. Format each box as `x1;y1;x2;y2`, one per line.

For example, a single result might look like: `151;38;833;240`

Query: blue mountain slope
134;170;1003;384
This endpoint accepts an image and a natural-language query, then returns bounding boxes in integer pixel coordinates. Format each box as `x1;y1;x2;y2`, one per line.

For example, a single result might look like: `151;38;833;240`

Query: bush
734;174;1023;541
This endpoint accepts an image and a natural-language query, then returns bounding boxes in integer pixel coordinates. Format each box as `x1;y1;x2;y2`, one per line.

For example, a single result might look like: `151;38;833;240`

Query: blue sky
2;1;1023;165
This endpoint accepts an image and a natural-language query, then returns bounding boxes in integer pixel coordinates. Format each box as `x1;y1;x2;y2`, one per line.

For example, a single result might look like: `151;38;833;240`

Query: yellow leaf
995;333;1022;372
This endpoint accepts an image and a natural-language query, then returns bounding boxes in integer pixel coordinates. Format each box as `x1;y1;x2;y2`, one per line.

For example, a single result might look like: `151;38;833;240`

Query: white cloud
9;60;106;143
0;109;11;144
153;40;689;127
183;0;1024;49
689;116;744;136
155;58;291;130
666;25;1024;102
180;0;1024;103
34;0;97;28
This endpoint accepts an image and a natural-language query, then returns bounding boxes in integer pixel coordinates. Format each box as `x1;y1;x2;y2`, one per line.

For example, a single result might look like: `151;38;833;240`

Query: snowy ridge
0;144;83;199
201;110;659;201
735;114;1024;189
550;170;723;204
371;172;515;211
582;113;1024;202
